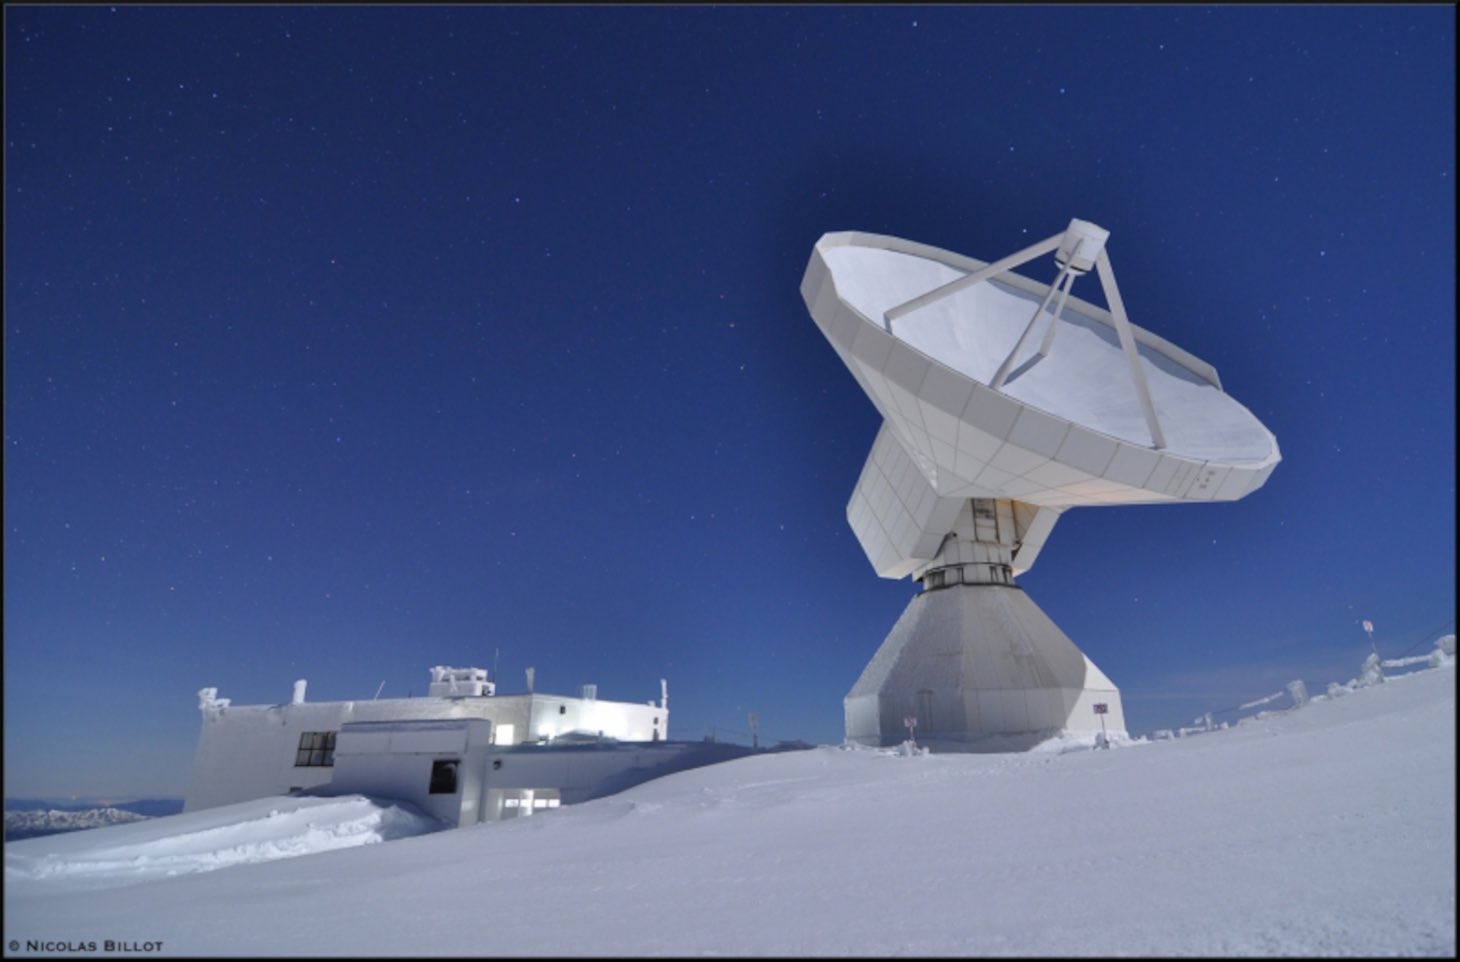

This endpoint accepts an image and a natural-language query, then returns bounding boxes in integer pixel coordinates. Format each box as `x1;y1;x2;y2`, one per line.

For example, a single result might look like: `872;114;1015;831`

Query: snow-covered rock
4;808;148;842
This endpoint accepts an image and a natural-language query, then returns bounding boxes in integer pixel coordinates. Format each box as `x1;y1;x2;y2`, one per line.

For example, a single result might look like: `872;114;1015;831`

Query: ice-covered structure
801;222;1281;750
185;666;704;823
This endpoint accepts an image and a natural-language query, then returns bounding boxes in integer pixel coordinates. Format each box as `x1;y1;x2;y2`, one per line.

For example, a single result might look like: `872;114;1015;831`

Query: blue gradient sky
5;5;1454;797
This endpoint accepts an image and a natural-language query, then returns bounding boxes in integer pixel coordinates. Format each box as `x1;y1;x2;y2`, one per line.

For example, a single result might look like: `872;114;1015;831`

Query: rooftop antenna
372;680;385;700
801;220;1281;750
493;646;500;685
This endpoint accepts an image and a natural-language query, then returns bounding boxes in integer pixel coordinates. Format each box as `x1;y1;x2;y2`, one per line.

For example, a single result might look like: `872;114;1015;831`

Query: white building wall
185;688;668;813
519;694;664;744
330;719;495;826
185;701;350;812
476;742;738;821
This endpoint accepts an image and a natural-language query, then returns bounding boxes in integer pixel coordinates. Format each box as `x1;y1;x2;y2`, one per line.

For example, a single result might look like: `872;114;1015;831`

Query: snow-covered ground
5;663;1453;956
5;795;441;892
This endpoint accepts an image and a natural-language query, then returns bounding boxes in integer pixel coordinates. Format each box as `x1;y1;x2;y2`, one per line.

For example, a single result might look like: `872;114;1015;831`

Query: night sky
5;5;1454;797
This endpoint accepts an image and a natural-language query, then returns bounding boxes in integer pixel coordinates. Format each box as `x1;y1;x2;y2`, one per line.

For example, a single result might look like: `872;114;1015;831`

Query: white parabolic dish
805;231;1281;514
803;224;1282;749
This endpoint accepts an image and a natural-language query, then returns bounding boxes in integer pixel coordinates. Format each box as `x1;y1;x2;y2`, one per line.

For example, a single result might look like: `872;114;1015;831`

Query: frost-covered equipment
801;221;1281;750
1286;679;1310;709
1362;619;1378;659
428;666;494;698
1094;702;1110;748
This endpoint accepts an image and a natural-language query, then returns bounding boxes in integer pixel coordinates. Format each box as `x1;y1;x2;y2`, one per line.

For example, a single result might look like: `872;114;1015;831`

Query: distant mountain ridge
5;797;184;817
4;807;150;842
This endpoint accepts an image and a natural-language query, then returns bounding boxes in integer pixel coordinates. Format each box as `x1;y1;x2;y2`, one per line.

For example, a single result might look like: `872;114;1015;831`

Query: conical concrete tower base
845;583;1126;751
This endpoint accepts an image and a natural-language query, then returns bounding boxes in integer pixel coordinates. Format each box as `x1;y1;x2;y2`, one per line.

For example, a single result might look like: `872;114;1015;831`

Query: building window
559;704;567;715
430;759;460;795
294;731;336;767
503;795;558;810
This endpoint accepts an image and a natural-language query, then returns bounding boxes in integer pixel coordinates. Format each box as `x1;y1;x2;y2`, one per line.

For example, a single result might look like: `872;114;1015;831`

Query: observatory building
801;220;1280;750
184;666;698;824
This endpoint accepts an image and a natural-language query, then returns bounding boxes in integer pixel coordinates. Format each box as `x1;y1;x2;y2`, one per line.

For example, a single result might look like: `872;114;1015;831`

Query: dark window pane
429;759;459;794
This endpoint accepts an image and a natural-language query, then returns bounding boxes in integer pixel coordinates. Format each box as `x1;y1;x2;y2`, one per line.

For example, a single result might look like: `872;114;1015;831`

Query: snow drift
5;795;443;891
4;664;1453;956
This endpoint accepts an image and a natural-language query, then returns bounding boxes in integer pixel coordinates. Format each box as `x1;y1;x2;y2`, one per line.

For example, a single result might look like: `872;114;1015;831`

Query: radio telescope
800;220;1280;750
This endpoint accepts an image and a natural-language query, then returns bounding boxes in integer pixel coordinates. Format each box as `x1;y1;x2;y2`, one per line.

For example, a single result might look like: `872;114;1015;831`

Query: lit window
294;731;336;767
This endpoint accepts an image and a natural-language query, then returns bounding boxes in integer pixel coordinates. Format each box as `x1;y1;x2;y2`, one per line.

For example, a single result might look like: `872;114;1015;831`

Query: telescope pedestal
844;498;1126;750
844;582;1126;750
